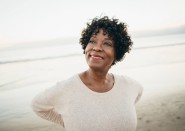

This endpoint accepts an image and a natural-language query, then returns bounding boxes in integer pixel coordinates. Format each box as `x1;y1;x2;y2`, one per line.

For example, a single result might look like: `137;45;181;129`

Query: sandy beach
0;44;185;131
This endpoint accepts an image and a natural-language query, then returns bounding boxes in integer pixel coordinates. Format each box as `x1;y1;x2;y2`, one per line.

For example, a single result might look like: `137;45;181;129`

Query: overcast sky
0;0;185;46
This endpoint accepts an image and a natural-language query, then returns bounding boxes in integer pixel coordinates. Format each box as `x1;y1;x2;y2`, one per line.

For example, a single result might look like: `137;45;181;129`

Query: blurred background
0;0;185;131
0;0;185;63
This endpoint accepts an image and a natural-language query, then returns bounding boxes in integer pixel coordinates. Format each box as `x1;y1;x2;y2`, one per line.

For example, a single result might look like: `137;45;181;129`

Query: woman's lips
90;54;104;60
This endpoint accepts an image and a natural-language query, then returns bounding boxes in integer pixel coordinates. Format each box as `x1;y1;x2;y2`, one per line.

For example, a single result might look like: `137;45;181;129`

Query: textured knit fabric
31;74;143;131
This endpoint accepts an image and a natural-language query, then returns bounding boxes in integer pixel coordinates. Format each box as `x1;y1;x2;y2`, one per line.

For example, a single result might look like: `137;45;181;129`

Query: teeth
91;55;103;60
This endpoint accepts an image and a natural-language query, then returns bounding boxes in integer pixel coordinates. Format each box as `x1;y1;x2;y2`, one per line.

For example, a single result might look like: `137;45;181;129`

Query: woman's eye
104;42;112;46
89;40;96;44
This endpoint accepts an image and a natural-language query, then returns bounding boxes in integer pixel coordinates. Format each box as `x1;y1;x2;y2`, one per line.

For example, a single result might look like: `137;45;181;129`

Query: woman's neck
85;69;109;83
79;69;114;93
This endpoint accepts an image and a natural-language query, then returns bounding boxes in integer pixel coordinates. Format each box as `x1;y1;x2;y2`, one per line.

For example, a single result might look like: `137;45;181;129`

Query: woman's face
85;29;115;71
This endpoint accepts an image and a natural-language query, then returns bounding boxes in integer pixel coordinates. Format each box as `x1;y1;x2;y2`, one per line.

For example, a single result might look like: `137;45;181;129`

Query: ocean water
0;33;185;64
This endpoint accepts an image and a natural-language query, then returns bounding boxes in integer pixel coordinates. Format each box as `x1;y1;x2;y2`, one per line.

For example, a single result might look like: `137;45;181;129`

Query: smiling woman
85;29;115;72
31;16;143;131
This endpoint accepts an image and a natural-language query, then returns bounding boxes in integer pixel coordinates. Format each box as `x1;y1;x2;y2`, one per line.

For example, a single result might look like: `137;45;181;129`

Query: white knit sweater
31;74;143;131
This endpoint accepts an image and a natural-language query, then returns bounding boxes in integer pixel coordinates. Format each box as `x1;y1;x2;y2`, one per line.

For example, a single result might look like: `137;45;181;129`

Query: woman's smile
85;29;115;70
90;54;104;60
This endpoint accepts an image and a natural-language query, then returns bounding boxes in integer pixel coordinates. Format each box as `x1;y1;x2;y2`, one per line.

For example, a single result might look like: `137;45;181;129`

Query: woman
31;16;143;131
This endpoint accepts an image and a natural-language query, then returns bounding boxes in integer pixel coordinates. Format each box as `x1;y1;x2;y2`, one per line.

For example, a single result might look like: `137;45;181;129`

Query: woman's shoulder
114;74;143;92
55;74;79;90
114;74;143;103
39;74;80;98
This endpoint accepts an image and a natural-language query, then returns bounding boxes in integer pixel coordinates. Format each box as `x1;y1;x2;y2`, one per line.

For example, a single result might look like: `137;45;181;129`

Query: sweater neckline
75;73;118;96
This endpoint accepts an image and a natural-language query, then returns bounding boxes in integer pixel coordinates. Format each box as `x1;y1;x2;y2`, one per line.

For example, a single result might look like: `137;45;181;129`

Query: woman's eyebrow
104;38;113;41
90;35;96;38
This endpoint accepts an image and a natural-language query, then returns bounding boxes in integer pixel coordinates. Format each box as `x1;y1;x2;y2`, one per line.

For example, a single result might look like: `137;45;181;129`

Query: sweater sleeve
134;82;143;104
31;82;64;127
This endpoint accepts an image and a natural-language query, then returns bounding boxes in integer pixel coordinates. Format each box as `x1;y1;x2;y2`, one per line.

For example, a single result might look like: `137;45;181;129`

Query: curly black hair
79;16;133;65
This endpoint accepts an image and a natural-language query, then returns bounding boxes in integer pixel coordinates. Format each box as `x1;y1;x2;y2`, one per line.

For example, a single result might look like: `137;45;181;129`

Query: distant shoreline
0;43;185;65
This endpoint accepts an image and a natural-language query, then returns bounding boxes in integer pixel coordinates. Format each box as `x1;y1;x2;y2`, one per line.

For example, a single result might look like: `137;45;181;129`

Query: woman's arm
31;82;64;126
135;83;143;104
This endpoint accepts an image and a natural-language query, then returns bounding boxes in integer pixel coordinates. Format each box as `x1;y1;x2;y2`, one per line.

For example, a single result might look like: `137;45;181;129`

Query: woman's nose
92;43;103;51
